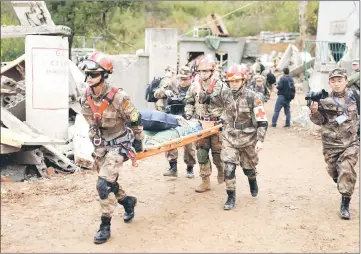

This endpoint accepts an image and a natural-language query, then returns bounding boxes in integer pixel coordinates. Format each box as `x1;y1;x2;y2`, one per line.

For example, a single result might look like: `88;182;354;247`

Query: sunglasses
86;72;101;78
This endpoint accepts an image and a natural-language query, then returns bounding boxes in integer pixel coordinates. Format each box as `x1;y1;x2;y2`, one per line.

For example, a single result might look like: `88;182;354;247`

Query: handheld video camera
305;89;329;107
165;96;185;115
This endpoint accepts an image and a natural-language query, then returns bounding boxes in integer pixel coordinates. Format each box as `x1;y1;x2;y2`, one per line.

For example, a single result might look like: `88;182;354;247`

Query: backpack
145;77;163;102
351;89;360;115
285;78;295;101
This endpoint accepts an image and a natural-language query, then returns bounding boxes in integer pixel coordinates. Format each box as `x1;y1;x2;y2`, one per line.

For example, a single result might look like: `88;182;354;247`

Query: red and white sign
253;105;267;121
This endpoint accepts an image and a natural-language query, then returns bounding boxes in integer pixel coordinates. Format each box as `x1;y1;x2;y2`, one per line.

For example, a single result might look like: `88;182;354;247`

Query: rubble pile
1;57;94;182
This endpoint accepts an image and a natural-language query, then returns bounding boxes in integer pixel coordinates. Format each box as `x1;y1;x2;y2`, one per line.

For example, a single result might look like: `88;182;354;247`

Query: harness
86;87;120;146
200;78;217;94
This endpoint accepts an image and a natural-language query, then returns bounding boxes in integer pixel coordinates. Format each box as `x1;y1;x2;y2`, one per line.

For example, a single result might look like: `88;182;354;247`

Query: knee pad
96;177;120;200
197;149;209;164
242;168;256;178
224;163;236;180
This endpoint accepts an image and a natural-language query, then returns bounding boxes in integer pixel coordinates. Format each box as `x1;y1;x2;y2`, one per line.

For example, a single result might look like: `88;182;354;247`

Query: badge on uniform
253;105;267;121
335;114;348;125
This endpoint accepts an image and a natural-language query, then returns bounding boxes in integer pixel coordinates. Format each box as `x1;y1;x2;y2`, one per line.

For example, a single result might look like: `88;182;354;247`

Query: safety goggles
86;72;101;79
83;59;106;72
226;72;245;81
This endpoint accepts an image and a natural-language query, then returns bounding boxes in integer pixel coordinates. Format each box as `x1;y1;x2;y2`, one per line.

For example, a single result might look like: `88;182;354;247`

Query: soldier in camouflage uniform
309;68;360;220
80;52;144;244
155;65;177;112
347;58;360;91
184;58;229;192
251;74;267;102
219;64;268;210
155;66;197;178
153;65;182;175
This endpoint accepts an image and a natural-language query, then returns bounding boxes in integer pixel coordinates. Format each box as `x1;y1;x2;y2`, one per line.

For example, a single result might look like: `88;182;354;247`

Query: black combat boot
248;178;258;197
118;196;137;222
340;196;351;220
186;166;194;178
163;160;178;177
94;216;111;244
223;190;236;210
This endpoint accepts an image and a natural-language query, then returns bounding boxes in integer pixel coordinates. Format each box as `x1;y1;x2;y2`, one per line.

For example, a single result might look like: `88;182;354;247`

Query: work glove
164;90;174;98
214;119;224;131
255;140;263;153
132;139;143;153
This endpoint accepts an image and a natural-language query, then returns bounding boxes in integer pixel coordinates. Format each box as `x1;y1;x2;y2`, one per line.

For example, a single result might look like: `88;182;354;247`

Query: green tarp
204;35;221;50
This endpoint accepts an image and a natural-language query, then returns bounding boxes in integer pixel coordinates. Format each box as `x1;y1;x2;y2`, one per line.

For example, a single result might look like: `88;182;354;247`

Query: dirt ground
1;91;360;253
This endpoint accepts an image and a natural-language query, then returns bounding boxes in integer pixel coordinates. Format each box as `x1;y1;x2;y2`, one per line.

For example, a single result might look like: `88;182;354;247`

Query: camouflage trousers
93;148;127;218
165;142;196;166
196;132;223;177
221;138;259;191
323;144;359;197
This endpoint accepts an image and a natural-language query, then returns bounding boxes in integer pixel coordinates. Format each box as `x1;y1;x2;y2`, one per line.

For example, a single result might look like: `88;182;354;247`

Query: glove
255;140;263;153
132;139;143;152
164;90;174;98
214;119;224;131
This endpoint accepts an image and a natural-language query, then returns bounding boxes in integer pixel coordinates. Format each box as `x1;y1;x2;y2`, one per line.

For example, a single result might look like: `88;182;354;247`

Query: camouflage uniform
347;70;360;91
81;83;143;220
184;75;229;191
309;89;359;195
155;66;197;178
220;85;268;208
252;74;267;102
309;68;360;220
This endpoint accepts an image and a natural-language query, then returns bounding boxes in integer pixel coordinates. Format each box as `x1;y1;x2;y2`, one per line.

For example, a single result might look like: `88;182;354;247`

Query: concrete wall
145;28;178;81
25;35;69;140
178;37;246;68
108;54;149;111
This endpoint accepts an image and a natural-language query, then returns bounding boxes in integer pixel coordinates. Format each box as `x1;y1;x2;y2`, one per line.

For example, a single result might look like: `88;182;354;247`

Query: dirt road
1;92;359;253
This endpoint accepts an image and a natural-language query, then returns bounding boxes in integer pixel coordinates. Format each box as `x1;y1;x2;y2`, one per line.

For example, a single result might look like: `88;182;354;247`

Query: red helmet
226;64;248;81
83;51;113;73
198;58;216;71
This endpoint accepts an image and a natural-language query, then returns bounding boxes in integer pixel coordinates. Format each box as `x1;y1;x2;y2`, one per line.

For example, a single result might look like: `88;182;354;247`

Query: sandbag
140;110;179;131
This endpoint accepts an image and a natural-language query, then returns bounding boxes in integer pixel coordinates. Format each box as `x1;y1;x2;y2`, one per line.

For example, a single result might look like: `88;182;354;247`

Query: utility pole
298;1;308;50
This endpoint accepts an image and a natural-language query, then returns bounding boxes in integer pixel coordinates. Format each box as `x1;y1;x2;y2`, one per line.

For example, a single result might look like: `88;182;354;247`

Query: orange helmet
83;51;113;73
226;64;248;81
198;58;216;71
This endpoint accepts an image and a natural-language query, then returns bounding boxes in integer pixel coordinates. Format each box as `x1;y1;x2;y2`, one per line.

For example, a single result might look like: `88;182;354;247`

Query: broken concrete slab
1;108;77;172
8;149;44;165
73;114;94;169
290;58;315;77
0;144;21;154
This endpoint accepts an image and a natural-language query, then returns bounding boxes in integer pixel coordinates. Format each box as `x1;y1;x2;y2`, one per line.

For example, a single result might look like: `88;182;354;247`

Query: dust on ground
1;91;359;253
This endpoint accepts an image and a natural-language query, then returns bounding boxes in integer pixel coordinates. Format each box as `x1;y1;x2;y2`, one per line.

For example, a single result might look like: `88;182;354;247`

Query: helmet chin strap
85;72;106;93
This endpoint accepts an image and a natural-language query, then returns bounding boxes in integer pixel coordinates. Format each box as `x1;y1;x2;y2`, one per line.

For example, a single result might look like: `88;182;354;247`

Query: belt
198;116;220;121
103;131;129;146
234;122;254;130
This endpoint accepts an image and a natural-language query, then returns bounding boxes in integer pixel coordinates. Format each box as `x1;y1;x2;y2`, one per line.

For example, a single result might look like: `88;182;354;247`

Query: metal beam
1;25;72;38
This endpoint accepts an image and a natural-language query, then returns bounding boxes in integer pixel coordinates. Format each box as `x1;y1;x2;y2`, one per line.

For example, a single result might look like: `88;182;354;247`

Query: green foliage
1;1;319;60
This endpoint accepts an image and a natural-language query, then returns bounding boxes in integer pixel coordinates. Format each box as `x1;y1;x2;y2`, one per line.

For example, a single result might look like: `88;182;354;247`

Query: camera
305;89;329;107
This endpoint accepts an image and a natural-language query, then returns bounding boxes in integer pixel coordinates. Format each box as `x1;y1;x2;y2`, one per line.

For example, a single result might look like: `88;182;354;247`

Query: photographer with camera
155;66;197;178
309;68;360;220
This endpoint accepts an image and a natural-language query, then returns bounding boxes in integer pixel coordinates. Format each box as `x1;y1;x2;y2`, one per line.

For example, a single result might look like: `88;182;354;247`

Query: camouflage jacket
184;77;229;119
220;86;268;148
347;70;360;91
154;77;177;111
309;89;359;149
80;83;143;142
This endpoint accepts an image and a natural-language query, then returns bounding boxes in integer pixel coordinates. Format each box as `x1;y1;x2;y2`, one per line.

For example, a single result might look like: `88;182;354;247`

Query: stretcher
130;120;222;167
